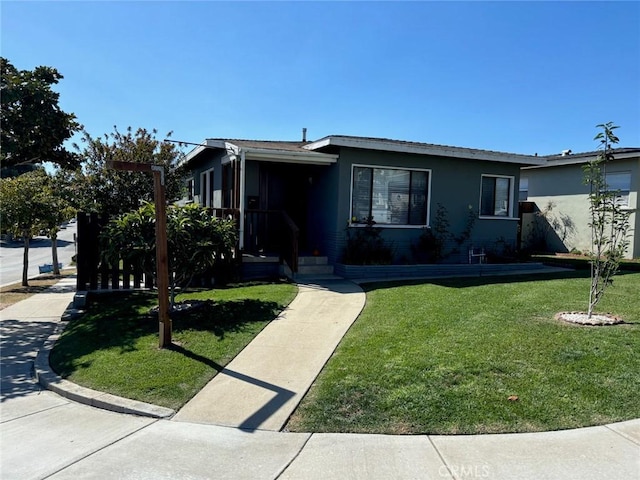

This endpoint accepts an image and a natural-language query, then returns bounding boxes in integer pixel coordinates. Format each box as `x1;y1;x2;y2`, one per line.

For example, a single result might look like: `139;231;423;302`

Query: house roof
213;139;310;152
523;147;640;169
181;134;548;167
181;138;338;167
304;135;545;166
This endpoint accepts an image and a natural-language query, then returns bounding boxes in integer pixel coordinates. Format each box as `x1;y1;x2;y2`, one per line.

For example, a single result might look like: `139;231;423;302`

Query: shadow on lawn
172;297;282;338
361;268;604;292
50;290;282;377
167;343;224;372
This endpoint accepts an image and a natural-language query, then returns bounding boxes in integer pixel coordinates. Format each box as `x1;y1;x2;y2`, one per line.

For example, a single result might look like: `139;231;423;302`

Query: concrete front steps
289;256;341;281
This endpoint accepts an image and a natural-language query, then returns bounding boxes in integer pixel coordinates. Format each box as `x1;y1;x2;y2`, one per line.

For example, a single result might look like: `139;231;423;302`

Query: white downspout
238;150;246;250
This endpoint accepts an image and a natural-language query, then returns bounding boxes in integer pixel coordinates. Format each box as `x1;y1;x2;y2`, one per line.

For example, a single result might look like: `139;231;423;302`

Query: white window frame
200;169;214;208
519;177;528;202
186;178;194;202
349;164;432;228
605;171;631;208
479;174;516;219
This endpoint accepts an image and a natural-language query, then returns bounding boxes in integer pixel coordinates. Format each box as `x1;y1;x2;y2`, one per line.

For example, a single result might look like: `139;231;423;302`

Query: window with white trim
200;169;214;207
351;166;430;225
519;177;528;202
605;172;631;207
480;175;514;217
186;178;194;202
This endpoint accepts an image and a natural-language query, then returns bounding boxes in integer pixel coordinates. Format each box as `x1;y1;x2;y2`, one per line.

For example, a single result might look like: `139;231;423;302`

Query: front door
259;164;310;251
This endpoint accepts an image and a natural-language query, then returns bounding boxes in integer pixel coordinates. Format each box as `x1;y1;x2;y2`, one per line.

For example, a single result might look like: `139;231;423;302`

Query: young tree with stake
582;122;631;318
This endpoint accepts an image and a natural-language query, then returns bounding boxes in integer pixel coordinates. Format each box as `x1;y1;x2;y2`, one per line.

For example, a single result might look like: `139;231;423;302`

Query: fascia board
523;151;640;170
303;137;332;150
179;139;227;168
244;148;338;165
306;136;543;166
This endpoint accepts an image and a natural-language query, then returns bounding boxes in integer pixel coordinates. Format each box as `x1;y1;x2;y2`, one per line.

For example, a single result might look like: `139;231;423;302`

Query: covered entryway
256;162;326;254
219;141;337;273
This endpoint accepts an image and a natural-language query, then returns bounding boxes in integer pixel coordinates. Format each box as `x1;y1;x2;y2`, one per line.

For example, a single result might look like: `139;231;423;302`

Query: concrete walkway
172;280;366;430
1;277;77;402
1;273;639;479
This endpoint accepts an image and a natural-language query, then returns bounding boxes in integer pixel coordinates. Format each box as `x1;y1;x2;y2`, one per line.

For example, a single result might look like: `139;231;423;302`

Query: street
0;221;78;287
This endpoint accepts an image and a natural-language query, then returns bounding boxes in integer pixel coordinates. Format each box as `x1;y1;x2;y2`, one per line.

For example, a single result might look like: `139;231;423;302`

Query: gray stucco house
520;148;640;259
180;134;544;276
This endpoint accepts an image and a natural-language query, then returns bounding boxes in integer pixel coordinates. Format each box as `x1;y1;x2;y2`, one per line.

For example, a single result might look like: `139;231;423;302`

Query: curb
35;311;175;420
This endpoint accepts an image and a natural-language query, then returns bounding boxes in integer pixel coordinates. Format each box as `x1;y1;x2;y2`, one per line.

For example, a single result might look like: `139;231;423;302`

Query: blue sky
2;1;639;156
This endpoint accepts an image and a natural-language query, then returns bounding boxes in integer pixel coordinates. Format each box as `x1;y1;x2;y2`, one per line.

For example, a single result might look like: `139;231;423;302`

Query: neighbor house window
480;175;514;217
351;165;430;225
200;169;214;207
605;172;631;207
519;177;528;201
186;178;194;202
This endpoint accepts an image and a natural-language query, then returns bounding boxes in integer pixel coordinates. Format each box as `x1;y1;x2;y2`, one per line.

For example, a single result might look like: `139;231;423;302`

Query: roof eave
305;136;543;166
523;150;640;169
242;147;338;164
178;139;229;168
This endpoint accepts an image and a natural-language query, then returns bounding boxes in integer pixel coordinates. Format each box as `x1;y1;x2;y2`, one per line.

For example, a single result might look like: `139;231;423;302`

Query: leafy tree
0;170;50;285
1;58;81;176
74;127;186;215
101;203;237;307
40;172;77;275
582;122;632;318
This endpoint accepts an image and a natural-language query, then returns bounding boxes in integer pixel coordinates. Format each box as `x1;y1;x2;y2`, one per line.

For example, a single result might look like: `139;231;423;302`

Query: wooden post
107;160;172;348
152;166;171;347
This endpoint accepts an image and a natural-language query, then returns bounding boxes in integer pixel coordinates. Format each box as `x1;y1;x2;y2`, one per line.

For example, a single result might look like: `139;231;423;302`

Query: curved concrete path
1;275;639;479
172;280;366;430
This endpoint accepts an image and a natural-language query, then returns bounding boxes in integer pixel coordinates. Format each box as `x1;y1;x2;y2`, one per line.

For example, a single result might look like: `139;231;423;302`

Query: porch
211;208;335;280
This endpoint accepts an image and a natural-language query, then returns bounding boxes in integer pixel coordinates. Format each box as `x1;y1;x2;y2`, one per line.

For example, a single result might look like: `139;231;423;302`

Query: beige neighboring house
520;147;640;259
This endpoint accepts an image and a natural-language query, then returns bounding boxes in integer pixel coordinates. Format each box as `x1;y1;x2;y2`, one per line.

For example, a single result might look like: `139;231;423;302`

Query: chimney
302;127;307;142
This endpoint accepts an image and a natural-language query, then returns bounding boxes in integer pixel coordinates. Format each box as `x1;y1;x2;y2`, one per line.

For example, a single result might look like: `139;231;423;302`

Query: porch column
238;150;246;250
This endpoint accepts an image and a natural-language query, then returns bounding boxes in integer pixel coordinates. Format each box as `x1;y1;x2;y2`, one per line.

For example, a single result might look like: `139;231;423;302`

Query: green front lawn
50;282;297;410
287;271;640;434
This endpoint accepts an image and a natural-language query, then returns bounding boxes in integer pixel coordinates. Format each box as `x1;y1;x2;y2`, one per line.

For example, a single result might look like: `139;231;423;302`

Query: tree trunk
22;233;30;287
52;231;60;275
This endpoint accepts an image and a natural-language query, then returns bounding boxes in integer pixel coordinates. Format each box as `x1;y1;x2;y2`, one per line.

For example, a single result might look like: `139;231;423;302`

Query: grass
286;270;640;434
50;282;297;410
0;269;76;309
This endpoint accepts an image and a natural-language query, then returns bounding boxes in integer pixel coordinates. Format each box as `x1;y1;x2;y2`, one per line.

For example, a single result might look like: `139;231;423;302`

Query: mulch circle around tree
555;311;624;326
148;300;212;318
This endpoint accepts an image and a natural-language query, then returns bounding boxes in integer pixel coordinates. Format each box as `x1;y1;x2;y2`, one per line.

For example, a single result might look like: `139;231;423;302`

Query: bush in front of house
342;217;394;265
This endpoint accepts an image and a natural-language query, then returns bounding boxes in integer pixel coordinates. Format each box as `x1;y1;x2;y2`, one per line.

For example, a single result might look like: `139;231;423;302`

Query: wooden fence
76;211;243;292
76;212;154;291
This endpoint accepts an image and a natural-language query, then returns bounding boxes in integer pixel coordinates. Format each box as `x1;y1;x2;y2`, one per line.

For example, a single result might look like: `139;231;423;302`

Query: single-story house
520;148;640;259
180;133;544;277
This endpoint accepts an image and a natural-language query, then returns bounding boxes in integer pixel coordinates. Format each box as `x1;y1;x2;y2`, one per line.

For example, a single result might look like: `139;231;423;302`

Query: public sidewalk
0;276;77;402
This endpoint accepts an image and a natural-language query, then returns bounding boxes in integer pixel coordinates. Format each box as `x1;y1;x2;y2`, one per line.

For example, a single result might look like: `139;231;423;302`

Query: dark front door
259;164;310;251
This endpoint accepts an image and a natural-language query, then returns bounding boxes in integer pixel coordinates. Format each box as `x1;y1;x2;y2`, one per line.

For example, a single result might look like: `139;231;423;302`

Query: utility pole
106;160;172;348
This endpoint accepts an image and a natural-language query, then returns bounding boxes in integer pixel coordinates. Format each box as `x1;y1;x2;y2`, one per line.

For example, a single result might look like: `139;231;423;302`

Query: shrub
342;217;394;265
